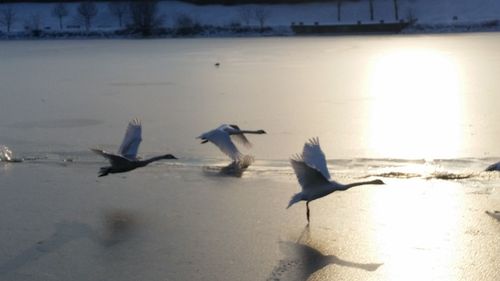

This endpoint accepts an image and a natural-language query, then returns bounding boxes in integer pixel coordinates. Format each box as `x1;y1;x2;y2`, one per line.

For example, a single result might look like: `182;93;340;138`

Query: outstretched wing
291;156;330;191
202;129;242;161
91;149;131;167
228;124;252;148
302;137;330;180
118;119;142;160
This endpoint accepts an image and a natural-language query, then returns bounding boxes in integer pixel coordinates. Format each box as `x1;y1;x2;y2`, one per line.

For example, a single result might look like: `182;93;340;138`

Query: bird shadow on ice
202;156;254;178
267;226;382;281
485;210;500;222
100;209;140;247
0;221;100;276
0;210;140;276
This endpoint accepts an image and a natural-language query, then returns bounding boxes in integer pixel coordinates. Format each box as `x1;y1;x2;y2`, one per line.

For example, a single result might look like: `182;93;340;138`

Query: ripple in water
0;145;22;162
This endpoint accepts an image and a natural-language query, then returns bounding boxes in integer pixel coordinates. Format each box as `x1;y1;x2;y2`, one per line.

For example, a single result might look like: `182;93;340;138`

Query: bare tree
52;2;69;30
0;6;16;33
108;1;127;28
336;0;342;22
25;13;42;30
406;8;416;24
254;7;270;32
77;1;98;32
129;0;163;36
25;13;42;36
173;12;202;36
393;0;399;21
237;6;252;27
369;0;374;21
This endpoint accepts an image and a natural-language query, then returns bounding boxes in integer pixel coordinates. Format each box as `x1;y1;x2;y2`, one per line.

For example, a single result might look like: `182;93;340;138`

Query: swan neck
141;155;165;165
339;180;381;190
230;130;261;135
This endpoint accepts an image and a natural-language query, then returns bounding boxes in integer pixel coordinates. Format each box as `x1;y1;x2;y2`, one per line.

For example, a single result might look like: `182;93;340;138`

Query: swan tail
287;193;304;209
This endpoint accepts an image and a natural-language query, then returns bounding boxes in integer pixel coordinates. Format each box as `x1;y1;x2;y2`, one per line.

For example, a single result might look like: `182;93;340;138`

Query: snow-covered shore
0;0;499;39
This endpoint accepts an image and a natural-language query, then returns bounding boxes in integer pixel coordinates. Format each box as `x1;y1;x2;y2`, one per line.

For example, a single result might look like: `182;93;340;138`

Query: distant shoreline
1;24;499;40
1;0;499;40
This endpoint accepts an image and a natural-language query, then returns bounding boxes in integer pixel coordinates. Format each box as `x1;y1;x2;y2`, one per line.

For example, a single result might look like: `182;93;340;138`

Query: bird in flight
92;119;176;177
288;137;384;223
197;124;266;173
198;124;266;161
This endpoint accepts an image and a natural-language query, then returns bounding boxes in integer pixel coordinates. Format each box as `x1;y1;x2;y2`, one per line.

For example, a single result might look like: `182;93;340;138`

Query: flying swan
288;137;384;223
92;119;177;177
197;124;266;168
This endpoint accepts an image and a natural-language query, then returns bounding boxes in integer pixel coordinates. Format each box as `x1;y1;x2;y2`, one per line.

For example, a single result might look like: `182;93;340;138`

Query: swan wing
91;149;131;167
118;118;142;159
302;137;330;180
291;156;330;191
228;124;252;147
202;129;242;161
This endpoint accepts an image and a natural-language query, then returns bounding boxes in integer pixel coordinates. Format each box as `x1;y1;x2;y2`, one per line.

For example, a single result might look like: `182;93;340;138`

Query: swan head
370;179;385;185
256;130;266;134
160;154;177;160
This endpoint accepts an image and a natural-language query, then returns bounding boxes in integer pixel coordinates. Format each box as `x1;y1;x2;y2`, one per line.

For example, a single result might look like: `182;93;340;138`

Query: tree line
0;0;277;37
0;1;165;36
0;0;404;37
0;0;360;3
182;0;360;5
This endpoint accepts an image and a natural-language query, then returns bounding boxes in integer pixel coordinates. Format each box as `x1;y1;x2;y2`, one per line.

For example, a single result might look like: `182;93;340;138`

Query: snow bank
0;0;498;37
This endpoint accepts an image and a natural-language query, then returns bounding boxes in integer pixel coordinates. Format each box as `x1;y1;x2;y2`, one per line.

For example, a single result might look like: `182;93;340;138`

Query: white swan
197;124;266;162
92;119;177;177
288;137;384;223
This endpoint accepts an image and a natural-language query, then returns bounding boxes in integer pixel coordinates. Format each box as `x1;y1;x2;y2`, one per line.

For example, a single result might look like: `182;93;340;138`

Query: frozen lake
0;34;499;281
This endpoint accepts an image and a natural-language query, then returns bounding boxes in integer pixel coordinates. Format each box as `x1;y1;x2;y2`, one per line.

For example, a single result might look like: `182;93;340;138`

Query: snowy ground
0;0;499;37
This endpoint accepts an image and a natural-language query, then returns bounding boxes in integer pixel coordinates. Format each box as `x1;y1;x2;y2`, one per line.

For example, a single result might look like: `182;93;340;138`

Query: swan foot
98;167;110;177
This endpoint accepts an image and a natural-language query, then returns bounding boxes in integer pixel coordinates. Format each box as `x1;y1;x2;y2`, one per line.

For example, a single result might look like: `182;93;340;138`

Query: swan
288;137;384;223
485;162;500;171
91;119;177;177
197;124;266;163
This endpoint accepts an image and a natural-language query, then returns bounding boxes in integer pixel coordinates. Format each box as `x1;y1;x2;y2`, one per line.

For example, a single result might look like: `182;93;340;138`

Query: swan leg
306;201;310;223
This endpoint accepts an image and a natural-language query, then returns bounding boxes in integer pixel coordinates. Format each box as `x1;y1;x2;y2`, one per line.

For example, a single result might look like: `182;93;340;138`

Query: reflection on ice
269;226;382;281
101;209;140;247
0;221;99;277
368;179;463;281
0;211;142;278
485;210;500;222
203;155;254;177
